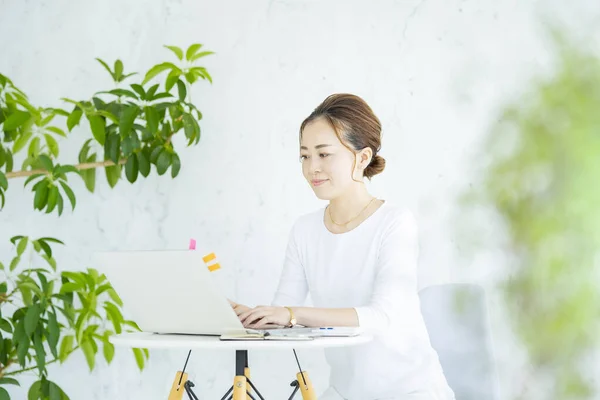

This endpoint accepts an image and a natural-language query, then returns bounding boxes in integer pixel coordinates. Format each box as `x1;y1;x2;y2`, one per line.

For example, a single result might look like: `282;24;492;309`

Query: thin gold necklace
328;197;377;226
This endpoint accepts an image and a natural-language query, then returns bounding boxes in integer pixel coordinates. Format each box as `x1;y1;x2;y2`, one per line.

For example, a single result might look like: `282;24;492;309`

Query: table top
110;332;373;350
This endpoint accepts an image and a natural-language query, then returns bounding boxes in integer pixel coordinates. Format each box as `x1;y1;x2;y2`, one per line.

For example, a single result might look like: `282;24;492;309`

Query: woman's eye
319;153;330;158
299;155;308;161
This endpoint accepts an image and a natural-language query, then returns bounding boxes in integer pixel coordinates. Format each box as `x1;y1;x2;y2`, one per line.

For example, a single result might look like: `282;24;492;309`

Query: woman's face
300;118;368;200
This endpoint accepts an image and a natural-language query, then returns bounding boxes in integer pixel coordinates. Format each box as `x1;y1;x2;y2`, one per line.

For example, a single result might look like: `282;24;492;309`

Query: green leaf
0;387;10;400
102;89;138;99
95;58;115;81
150;146;163;163
10;235;24;245
9;256;20;271
41;254;57;270
13;130;32;154
144;106;159;135
28;380;41;400
176;79;187;102
121;72;137;81
33;331;46;374
105;164;121;188
59;181;76;211
48;383;60;400
125;155;139;183
146;84;159;99
16;237;28;256
164;45;184;60
190;66;212;84
38;154;54;171
137;150;150;177
24;304;41;337
58;335;74;363
34;182;49;210
81;340;95;371
103;339;115;364
81;158;96;192
123;319;141;331
185;43;203;60
46;126;67;137
0;377;19;386
44;134;59;157
183;113;200;143
105;133;121;164
78;139;93;163
56;192;64;216
47;312;60;358
36;240;53;258
0;319;12;334
3;110;30;130
119;106;140;138
59;282;83;294
190;51;215;62
87;115;106;145
54;164;79;176
107;288;123;307
130;84;146;100
184;71;197;84
104;302;123;334
165;69;181;92
46;185;59;213
171;153;181;178
67;109;83;131
132;348;145;371
142;62;177;85
28;136;40;157
40;113;55;126
156;150;171;175
48;382;68;400
0;171;6;191
114;59;123;81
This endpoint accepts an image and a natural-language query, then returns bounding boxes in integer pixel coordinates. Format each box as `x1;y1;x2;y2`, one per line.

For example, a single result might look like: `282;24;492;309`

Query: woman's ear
359;147;373;169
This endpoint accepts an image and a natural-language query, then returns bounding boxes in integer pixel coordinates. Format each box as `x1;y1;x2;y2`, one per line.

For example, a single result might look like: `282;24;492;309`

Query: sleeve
271;222;309;307
354;209;420;333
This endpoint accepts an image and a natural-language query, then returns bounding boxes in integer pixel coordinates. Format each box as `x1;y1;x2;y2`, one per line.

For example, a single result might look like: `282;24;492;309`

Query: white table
111;332;372;400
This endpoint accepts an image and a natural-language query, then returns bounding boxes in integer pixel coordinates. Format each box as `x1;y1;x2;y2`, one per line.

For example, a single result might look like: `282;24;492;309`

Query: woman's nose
309;158;322;174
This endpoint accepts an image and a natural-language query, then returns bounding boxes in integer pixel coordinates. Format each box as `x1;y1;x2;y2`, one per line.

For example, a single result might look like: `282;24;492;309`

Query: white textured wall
1;0;598;398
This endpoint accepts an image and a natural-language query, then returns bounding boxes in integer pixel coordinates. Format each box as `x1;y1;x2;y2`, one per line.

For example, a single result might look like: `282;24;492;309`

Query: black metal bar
246;391;257;400
235;350;247;376
220;386;233;400
288;380;300;400
246;378;266;400
179;350;192;387
293;349;307;386
184;380;199;400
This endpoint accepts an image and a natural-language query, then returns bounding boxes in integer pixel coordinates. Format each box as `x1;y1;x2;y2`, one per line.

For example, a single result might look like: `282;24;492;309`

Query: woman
232;94;455;400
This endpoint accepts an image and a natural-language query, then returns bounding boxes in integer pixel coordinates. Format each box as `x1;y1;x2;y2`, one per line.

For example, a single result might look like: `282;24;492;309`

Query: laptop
93;250;257;336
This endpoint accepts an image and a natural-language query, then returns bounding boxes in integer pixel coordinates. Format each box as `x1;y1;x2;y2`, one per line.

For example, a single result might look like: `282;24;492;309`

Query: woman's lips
311;179;328;187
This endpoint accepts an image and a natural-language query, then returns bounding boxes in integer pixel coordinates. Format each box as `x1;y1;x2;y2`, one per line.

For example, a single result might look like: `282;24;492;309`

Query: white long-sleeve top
272;203;455;400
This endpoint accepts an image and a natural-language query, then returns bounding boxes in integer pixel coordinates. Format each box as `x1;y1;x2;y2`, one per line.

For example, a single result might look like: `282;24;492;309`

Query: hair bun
364;154;385;179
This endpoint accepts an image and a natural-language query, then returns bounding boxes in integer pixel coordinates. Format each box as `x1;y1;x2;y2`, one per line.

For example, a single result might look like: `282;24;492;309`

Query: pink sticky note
189;238;196;250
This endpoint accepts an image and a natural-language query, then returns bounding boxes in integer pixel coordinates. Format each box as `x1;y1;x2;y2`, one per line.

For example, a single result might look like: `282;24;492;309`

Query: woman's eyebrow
300;144;333;150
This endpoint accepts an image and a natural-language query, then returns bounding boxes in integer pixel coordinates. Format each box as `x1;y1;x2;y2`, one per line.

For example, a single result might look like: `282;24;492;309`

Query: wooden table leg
168;371;189;400
296;371;317;400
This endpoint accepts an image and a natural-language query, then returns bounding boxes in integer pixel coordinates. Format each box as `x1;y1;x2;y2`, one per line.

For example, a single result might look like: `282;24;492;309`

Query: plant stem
3;346;80;376
5;159;127;180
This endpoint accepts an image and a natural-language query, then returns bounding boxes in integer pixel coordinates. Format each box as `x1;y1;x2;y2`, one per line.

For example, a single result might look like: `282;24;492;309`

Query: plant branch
3;346;80;376
5;159;127;180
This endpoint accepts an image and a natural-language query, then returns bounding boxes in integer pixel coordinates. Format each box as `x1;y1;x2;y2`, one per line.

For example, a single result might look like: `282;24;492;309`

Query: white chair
419;283;499;400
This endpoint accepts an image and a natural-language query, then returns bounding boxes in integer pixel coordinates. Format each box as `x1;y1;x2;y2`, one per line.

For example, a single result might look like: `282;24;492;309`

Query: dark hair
300;93;386;179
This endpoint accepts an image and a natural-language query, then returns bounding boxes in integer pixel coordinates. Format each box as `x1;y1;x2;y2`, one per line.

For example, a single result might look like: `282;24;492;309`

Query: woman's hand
238;306;291;329
228;299;251;317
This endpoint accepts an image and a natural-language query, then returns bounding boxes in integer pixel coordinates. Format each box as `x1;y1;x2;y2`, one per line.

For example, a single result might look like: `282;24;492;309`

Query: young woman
232;94;455;400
